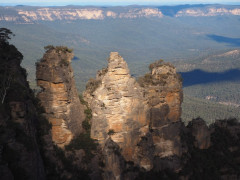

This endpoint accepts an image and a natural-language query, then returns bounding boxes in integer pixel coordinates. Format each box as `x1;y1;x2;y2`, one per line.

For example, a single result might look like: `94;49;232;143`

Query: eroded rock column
84;52;149;161
36;46;84;147
84;53;185;172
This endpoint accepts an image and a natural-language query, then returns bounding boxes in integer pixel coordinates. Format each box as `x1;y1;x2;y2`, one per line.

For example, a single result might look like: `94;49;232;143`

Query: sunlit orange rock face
146;62;183;127
36;47;84;147
84;52;184;171
138;60;184;170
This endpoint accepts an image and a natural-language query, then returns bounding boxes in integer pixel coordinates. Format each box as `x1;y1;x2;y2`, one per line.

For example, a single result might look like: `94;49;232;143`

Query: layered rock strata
136;60;185;170
36;46;84;147
84;52;149;160
84;52;184;171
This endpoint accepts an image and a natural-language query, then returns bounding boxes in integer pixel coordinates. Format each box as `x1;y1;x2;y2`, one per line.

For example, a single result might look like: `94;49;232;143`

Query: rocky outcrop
145;61;183;126
187;118;211;149
0;7;163;23
84;52;149;161
138;60;184;170
2;40;240;179
1;5;240;23
84;52;184;171
0;38;45;179
36;46;84;147
102;138;125;180
176;7;240;17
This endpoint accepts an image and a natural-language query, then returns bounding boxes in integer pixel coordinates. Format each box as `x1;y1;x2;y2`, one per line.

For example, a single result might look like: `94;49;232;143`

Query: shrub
226;118;239;126
60;58;69;66
98;67;108;76
108;129;115;136
176;73;183;82
65;133;98;161
86;78;101;94
84;108;92;121
137;73;153;87
44;45;73;53
149;59;175;71
82;120;91;131
79;94;88;106
44;45;54;51
55;46;73;53
0;28;15;44
149;59;164;71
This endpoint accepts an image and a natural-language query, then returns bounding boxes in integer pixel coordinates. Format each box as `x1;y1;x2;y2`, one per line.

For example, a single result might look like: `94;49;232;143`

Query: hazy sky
1;0;240;6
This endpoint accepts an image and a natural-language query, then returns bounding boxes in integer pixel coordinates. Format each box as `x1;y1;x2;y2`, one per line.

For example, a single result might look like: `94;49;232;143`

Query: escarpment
84;52;185;172
36;46;85;147
0;37;45;179
2;42;240;179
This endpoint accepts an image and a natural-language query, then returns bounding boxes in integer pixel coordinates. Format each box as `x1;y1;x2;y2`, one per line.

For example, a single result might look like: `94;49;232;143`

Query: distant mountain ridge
0;4;240;23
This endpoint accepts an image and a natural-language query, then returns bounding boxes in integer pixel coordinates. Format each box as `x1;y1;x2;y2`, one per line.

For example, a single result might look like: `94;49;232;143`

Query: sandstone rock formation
137;60;185;170
102;138;125;180
84;52;184;171
145;61;183;125
3;30;240;179
187;118;211;149
176;7;240;17
36;46;84;147
1;6;240;23
2;44;240;179
84;52;149;161
0;38;45;179
0;7;163;23
0;5;240;24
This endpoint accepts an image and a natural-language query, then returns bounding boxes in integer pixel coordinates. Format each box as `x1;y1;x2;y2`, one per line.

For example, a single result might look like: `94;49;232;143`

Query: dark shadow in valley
73;56;80;61
207;34;240;47
157;4;207;17
180;69;240;87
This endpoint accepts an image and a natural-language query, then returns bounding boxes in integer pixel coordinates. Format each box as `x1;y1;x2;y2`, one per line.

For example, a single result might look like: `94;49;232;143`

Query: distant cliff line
0;4;240;23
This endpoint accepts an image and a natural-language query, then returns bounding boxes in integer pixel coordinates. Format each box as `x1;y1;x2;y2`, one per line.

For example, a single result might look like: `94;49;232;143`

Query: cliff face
187;118;211;149
176;7;240;17
84;52;184;172
1;5;240;23
0;39;45;179
36;46;84;147
136;60;185;171
83;53;239;179
1;41;240;179
0;7;163;23
146;62;183;125
84;52;149;161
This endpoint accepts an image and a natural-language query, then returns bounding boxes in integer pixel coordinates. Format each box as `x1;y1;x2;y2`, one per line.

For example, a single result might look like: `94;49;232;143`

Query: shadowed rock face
84;52;184;171
36;47;84;147
145;62;184;162
187;118;211;149
148;63;183;125
102;138;125;180
0;41;45;179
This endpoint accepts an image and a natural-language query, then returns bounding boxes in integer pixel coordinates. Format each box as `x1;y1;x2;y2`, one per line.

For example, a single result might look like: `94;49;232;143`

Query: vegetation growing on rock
1;28;240;180
107;129;115;136
65;95;98;162
44;45;73;53
86;78;101;94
